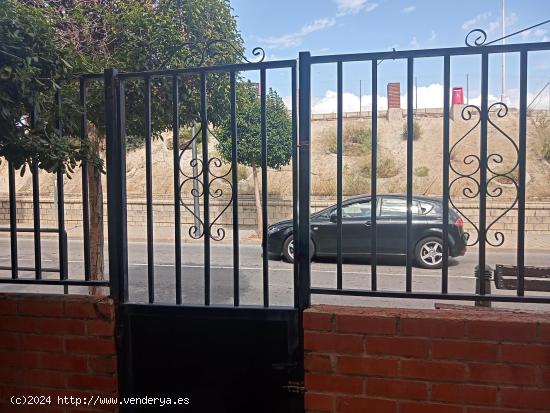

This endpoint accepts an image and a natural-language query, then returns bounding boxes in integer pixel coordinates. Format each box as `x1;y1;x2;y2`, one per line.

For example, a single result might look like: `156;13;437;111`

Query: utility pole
359;80;362;116
415;76;418;112
501;0;507;103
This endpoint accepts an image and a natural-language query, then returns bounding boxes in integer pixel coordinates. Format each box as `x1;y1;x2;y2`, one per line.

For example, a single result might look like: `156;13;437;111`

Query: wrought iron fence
299;35;550;305
1;33;549;306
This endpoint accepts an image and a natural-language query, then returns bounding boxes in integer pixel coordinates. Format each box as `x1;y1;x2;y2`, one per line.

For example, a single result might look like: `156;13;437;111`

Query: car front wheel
415;237;444;269
282;235;315;263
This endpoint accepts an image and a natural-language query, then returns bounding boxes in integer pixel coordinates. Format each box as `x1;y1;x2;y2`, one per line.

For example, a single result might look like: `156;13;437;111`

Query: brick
66;337;115;355
305;393;334;412
0;300;18;315
0;351;40;368
400;317;465;338
87;320;114;337
365;378;427;401
0;316;36;333
64;302;97;319
400;360;466;382
22;369;67;389
36;318;86;335
336;396;396;413
304;332;363;354
467;320;537;342
0;367;21;382
88;357;117;374
304;312;333;332
500;343;550;364
0;332;20;349
500;387;550;410
40;354;88;372
335;315;396;335
539;323;550;343
468;363;536;385
400;402;462;413
306;373;363;395
466;408;526;413
542;367;550;386
336;356;398;377
432;339;498;362
432;383;497;405
19;301;64;318
365;337;429;358
67;374;117;392
21;334;64;352
305;353;333;373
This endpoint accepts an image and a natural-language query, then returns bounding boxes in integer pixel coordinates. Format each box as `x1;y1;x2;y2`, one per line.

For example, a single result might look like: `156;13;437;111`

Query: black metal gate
103;57;305;412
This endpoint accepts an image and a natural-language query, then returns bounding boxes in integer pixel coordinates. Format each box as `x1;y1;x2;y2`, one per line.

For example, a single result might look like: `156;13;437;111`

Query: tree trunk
251;160;262;236
87;127;106;296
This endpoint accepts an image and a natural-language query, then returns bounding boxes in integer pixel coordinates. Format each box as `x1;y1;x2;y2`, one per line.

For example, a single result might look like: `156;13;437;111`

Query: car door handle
365;220;372;226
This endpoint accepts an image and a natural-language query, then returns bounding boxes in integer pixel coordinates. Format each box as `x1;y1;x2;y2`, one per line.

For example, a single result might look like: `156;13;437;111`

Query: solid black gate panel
119;305;303;413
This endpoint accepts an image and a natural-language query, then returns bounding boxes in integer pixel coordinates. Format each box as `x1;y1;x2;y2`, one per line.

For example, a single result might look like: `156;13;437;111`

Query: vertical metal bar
79;78;91;281
442;55;451;294
517;50;528;296
261;68;269;307
291;64;299;308
230;71;239;307
55;90;67;282
145;76;155;303
406;57;414;292
8;162;18;279
200;72;210;306
30;102;42;280
370;60;378;291
479;53;489;296
105;68;128;303
172;75;182;305
298;52;311;310
336;61;343;290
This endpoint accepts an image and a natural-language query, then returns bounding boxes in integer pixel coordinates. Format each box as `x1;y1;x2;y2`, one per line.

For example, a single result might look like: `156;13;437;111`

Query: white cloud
334;0;378;16
410;36;419;48
403;6;416;13
308;84;503;114
521;27;548;41
429;30;437;41
260;18;336;49
462;12;492;30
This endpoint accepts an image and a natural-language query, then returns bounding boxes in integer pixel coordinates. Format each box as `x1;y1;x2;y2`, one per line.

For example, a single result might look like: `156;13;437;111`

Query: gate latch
282;380;306;394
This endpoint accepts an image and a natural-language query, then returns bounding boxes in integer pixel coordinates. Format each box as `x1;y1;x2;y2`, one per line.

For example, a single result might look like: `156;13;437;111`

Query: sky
230;0;550;113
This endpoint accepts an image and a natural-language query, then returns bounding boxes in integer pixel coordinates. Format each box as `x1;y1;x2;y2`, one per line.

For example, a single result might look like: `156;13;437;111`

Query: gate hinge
282;380;306;394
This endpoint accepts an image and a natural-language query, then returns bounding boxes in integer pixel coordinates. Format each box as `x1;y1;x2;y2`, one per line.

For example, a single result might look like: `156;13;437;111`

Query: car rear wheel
282;235;315;263
415;237;444;269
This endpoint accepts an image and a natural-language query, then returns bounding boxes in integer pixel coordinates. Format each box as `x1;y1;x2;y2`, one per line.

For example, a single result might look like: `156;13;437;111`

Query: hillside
1;109;549;201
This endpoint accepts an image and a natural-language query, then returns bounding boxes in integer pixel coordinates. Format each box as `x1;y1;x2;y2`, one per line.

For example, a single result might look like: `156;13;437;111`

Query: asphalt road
1;237;549;310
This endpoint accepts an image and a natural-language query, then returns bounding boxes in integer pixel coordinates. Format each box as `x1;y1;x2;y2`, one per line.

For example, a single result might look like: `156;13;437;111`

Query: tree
217;81;292;235
2;0;244;293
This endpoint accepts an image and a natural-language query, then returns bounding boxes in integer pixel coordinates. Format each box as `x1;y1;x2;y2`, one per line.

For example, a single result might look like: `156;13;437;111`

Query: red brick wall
0;293;117;412
387;83;401;109
304;305;550;413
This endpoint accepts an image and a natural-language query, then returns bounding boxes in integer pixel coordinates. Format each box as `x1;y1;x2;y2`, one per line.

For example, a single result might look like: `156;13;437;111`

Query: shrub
532;113;550;161
321;123;372;155
414;166;429;177
378;156;399;178
402;120;423;140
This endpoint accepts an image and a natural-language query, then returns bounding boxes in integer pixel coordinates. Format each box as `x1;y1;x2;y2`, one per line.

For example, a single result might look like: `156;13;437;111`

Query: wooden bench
494;264;550;292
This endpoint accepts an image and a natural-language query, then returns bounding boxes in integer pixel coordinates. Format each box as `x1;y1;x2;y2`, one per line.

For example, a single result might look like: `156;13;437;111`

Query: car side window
380;198;420;217
341;201;372;219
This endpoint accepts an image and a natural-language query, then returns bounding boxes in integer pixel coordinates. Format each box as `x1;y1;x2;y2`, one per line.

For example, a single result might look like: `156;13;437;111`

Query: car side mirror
329;212;338;223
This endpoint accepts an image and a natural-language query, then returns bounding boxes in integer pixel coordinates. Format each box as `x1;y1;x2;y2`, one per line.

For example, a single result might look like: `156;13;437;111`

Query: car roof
343;194;442;204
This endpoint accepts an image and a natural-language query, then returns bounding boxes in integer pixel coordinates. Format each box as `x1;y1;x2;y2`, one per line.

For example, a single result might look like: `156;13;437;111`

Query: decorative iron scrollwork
449;102;519;247
177;126;233;241
465;29;488;47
